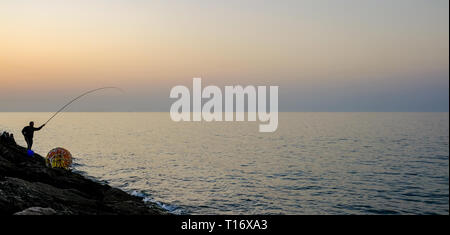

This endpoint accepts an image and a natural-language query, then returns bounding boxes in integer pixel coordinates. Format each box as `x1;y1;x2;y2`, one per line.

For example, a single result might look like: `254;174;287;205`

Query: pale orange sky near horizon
0;0;448;111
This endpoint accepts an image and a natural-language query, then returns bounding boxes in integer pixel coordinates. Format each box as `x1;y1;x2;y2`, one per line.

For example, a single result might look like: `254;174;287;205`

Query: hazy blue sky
0;0;448;111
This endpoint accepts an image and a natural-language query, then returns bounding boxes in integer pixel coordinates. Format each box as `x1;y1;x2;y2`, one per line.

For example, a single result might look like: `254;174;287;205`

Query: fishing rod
44;87;124;125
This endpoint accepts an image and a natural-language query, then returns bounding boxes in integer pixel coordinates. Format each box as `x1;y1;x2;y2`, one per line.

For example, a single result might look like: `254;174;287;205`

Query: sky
0;0;448;112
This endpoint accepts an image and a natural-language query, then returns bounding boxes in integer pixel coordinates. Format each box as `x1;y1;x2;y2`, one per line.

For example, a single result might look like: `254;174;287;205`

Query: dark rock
0;141;168;215
14;207;60;215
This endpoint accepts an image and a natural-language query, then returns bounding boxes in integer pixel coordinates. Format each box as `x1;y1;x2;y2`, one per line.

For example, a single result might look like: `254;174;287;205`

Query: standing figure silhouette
22;121;45;150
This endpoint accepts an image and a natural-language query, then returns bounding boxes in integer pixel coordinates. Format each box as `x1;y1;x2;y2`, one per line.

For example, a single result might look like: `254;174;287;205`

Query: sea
0;112;448;215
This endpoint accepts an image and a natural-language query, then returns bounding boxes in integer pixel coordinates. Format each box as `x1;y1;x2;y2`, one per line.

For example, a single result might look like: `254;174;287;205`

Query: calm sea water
0;112;448;214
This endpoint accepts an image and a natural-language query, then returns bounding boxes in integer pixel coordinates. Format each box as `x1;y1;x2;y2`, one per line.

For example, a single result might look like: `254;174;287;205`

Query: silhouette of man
22;121;45;150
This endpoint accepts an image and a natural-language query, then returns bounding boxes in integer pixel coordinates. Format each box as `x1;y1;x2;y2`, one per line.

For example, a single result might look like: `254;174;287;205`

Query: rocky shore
0;140;168;215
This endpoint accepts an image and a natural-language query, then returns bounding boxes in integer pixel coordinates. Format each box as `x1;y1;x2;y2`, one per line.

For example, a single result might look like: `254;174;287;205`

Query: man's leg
24;137;29;150
25;137;32;150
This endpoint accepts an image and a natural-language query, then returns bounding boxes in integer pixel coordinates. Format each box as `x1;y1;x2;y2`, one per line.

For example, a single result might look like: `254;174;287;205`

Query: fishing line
44;87;124;125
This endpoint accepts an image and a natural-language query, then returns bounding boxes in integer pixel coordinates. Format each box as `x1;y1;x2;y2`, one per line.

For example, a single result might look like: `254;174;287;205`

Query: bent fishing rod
44;87;124;126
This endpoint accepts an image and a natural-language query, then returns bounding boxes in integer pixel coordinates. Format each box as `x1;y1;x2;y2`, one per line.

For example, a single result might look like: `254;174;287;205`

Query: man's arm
35;124;45;131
